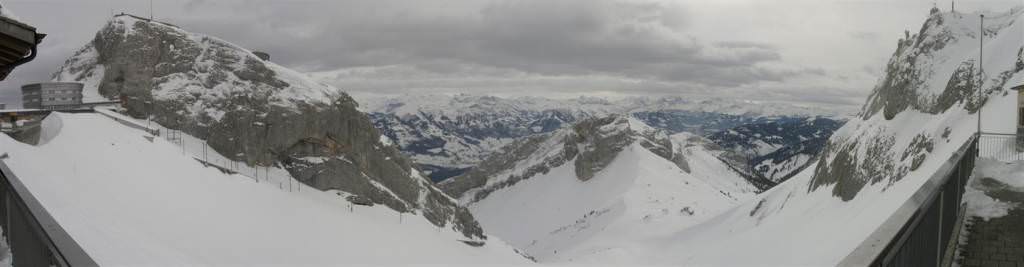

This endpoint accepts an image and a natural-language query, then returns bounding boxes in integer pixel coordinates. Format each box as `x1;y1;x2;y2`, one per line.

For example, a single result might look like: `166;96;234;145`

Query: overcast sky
1;0;1021;110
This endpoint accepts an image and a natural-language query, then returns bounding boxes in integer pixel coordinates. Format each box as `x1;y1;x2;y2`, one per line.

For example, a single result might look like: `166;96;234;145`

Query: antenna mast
149;0;153;20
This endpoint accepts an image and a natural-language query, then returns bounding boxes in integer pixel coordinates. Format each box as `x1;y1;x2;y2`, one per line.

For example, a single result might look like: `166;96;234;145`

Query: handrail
0;159;97;266
94;108;161;136
838;133;977;266
978;131;1017;137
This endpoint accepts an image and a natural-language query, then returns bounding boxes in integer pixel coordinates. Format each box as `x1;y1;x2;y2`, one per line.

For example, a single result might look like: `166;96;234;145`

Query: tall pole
150;0;153;20
978;14;984;136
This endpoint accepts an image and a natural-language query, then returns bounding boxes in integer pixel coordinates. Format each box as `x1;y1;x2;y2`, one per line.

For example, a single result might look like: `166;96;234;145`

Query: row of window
23;97;81;103
45;89;79;95
23;89;82;96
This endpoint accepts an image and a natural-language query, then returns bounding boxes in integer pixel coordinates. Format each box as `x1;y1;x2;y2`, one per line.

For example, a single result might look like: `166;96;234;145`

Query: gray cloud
172;0;791;88
3;0;1020;110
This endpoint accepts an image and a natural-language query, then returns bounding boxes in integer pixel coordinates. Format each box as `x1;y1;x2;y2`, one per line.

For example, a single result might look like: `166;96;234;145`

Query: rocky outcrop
52;15;485;238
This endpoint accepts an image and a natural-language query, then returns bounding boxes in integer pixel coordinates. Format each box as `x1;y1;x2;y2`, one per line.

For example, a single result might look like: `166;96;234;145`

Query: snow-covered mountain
557;8;1024;265
438;115;760;261
52;14;488;240
707;116;846;183
360;94;846;182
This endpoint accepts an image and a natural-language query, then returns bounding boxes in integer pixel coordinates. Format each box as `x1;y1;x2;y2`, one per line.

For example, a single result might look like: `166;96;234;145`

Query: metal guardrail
840;134;977;267
0;159;97;266
93;107;160;136
977;132;1024;161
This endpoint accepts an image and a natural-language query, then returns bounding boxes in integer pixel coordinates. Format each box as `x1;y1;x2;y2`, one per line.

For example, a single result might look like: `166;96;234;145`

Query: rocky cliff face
52;15;485;238
809;9;1024;201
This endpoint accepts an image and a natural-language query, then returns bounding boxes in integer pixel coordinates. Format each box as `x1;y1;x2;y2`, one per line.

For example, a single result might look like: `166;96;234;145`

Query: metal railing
0;159;97;266
154;124;303;193
840;134;977;267
977;132;1024;161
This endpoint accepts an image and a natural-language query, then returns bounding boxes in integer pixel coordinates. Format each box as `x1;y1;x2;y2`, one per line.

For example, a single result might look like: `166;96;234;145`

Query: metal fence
0;160;97;267
840;134;977;267
978;132;1024;161
156;126;303;193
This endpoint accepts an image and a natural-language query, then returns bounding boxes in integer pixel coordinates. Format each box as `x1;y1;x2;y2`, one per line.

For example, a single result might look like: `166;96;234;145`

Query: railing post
0;178;7;239
936;190;943;265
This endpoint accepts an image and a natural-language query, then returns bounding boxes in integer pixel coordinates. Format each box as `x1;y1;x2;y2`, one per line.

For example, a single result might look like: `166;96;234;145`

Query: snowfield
466;123;758;263
0;113;528;266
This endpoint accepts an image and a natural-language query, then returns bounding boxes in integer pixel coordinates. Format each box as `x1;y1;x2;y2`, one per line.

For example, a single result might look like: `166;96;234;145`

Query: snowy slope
0;113;529;265
444;115;758;262
471;143;749;262
443;6;1024;265
561;7;1024;265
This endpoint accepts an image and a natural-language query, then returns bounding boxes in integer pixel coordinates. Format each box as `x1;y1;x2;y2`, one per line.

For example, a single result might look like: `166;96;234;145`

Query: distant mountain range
707;117;845;183
357;94;848;182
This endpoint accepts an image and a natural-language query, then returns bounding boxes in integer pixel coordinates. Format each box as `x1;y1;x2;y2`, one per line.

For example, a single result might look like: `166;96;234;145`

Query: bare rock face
571;116;632;181
53;15;484;238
